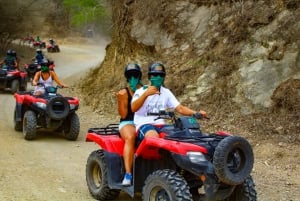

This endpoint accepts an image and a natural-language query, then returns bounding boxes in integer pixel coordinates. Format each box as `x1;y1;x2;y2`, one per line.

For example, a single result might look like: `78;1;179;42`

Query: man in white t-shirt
131;62;207;141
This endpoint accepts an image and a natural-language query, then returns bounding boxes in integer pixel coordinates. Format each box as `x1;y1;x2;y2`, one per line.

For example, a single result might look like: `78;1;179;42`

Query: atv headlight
187;152;207;163
7;74;14;77
35;102;46;109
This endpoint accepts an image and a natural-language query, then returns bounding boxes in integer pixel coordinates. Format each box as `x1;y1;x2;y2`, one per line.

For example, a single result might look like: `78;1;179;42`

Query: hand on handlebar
193;110;209;119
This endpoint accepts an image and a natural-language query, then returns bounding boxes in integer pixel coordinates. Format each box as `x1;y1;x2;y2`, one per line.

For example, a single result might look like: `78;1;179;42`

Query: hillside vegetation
79;0;300;143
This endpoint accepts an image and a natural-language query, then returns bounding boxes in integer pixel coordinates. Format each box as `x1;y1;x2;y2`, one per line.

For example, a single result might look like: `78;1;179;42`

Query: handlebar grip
192;112;203;119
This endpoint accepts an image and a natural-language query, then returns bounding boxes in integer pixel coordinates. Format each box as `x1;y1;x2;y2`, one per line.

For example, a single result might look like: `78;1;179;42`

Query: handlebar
147;110;208;120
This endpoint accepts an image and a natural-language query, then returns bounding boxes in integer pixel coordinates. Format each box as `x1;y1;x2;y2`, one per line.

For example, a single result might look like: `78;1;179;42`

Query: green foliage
63;0;108;28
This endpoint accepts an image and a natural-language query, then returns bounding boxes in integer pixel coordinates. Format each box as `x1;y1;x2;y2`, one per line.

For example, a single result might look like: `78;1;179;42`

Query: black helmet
148;62;166;79
124;63;142;80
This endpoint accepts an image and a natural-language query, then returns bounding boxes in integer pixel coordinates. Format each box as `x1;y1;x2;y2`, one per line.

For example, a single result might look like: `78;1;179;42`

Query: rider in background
0;49;18;70
32;49;45;64
115;63;143;186
32;59;68;96
11;50;20;70
49;38;56;46
131;62;207;142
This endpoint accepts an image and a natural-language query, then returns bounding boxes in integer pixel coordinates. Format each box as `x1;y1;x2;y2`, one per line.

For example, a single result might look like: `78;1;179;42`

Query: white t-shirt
132;86;180;129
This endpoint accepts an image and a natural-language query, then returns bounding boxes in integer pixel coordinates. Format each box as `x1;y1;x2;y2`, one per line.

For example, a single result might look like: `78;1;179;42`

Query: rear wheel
213;136;254;185
64;113;80;141
86;150;120;200
142;169;192;201
224;175;257;201
23;110;37;140
46;97;70;120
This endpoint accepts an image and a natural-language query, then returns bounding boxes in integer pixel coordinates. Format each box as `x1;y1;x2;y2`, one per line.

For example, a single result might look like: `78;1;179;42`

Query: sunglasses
127;72;140;78
150;73;165;78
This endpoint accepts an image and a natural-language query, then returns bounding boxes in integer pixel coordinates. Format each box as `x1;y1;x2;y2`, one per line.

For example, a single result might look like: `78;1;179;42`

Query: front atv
85;111;256;201
14;83;80;140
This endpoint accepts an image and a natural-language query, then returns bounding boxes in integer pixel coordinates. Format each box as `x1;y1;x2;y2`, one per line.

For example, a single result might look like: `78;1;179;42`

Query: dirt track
0;39;299;201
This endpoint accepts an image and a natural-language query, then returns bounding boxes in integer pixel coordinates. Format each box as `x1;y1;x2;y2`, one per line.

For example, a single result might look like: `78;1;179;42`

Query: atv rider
11;50;20;69
131;62;207;143
49;38;56;46
0;49;18;70
115;63;143;186
32;49;45;64
32;59;68;96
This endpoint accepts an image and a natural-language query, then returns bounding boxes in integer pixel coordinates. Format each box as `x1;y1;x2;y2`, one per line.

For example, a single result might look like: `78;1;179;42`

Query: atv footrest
88;124;120;135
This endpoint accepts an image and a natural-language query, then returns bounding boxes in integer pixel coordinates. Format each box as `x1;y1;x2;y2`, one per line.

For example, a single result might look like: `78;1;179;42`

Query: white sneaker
122;173;132;186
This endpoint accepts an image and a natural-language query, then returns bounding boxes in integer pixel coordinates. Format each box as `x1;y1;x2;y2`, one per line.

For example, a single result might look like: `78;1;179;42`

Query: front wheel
86;150;120;201
142;169;192;201
23;110;37;140
63;113;80;141
224;175;257;201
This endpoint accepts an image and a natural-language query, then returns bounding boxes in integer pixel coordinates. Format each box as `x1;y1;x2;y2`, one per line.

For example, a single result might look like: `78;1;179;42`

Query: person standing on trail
131;62;207;142
115;63;143;186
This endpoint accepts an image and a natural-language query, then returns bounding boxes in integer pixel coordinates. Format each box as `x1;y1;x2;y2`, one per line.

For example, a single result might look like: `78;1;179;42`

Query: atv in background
24;60;55;82
0;64;27;93
14;83;80;141
85;111;256;201
47;44;60;53
32;40;46;49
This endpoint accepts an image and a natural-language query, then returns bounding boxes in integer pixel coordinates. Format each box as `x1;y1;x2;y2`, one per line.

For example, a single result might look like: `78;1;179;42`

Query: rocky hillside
78;0;299;141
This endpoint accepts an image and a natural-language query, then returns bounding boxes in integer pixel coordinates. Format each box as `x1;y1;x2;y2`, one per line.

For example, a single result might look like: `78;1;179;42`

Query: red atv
85;111;256;201
0;64;27;93
24;60;55;82
14;83;80;140
47;44;60;53
32;40;46;49
21;36;35;44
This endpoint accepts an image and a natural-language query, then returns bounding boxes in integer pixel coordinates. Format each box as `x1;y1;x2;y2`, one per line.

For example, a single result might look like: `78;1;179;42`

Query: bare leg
120;124;136;174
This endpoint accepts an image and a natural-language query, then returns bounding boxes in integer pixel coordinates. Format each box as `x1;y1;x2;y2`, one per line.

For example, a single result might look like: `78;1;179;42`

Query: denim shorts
137;124;163;141
118;120;134;131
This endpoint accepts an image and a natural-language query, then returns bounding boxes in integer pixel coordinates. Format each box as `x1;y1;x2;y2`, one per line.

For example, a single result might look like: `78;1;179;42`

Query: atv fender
86;133;124;156
20;71;27;78
135;137;208;160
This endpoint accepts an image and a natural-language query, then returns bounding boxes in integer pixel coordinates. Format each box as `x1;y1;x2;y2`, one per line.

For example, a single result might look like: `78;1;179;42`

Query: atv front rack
88;124;120;135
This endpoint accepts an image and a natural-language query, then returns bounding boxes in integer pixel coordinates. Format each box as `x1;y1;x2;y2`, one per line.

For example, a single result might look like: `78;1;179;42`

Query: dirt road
0;39;138;201
0;39;299;201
